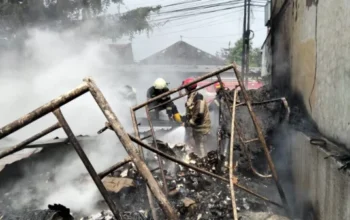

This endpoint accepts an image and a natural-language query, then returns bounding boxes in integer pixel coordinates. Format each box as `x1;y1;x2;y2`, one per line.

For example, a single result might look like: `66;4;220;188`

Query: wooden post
53;109;122;220
229;89;239;220
85;78;178;220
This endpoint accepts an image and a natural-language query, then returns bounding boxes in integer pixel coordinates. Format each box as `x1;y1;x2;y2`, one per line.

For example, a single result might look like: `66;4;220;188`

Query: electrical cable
152;10;234;30
152;4;247;22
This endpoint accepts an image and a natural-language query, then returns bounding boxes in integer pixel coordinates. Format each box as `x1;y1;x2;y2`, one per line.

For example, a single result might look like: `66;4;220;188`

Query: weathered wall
271;0;350;148
290;131;350;220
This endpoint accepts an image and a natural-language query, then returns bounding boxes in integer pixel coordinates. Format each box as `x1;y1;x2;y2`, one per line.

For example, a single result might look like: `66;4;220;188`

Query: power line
150;16;241;37
182;27;265;38
152;4;247;22
151;10;234;30
158;0;245;15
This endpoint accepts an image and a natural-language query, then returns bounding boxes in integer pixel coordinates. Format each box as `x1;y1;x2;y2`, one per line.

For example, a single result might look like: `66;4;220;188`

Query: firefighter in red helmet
181;77;211;157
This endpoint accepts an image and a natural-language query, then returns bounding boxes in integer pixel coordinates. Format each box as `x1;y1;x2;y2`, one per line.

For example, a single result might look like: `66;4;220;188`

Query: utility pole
245;0;251;86
241;0;252;87
241;0;248;85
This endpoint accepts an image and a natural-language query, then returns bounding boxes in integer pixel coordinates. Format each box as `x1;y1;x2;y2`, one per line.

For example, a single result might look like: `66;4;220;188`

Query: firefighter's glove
173;113;182;123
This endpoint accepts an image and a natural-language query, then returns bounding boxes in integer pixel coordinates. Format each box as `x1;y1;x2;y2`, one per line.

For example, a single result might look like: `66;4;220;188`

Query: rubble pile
81;210;151;220
94;140;281;220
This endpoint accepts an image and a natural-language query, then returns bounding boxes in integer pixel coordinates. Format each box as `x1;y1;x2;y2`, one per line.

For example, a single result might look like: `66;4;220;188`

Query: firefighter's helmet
154;78;167;90
214;82;226;90
182;77;197;90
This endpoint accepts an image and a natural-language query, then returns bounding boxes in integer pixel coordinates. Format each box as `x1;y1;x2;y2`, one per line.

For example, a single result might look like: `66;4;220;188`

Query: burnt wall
271;0;350;149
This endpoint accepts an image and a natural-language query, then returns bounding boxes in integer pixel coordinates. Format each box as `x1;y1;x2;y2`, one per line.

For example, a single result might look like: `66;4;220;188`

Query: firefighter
182;77;211;157
209;82;231;168
147;78;182;123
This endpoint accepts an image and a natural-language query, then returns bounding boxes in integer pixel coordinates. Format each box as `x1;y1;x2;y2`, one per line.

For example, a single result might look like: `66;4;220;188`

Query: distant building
108;43;134;64
140;40;226;66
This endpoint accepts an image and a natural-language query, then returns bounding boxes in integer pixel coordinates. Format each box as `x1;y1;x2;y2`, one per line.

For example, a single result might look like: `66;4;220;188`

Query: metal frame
0;64;292;218
0;78;177;220
126;64;291;217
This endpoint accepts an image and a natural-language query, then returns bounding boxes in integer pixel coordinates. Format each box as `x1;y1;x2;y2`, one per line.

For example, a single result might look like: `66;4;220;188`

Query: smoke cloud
0;26;146;215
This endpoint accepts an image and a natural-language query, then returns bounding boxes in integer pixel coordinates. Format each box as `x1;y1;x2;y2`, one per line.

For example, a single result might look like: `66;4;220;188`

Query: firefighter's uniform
185;91;211;157
147;78;182;122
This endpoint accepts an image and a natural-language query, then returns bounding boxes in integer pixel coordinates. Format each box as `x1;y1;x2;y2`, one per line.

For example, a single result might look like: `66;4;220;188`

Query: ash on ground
87;139;287;220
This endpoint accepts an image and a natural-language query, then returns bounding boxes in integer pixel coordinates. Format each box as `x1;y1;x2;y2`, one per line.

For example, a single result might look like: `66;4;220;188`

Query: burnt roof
140;41;226;65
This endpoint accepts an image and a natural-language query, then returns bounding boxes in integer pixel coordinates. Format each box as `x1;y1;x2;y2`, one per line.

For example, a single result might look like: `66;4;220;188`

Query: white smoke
0;22;191;214
0;27;137;215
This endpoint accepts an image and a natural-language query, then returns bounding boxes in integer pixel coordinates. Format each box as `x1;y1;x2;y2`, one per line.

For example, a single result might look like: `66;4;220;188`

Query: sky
108;0;268;61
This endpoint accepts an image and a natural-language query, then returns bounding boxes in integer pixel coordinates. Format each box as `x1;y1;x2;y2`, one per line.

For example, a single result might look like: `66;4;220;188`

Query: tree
219;38;262;67
0;0;160;40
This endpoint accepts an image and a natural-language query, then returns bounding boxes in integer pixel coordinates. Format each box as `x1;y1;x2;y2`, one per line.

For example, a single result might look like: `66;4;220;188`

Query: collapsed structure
0;64;293;220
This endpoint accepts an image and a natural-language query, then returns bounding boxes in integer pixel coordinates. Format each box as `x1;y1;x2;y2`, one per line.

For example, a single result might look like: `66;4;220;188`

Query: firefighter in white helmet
146;78;182;123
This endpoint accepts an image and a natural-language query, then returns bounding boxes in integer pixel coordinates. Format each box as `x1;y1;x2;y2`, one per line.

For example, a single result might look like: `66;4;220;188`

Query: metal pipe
281;97;291;122
141;134;152;140
128;134;283;208
98;157;132;179
149;80;219;111
232;63;291;215
53;109;122;220
151;167;161;173
130;109;143;154
0;83;89;139
0;123;61;160
132;65;233;111
229;89;239;220
145;105;169;194
85;78;178;220
130;108;158;220
236;125;272;178
244;138;259;144
236;98;286;107
130;108;159;220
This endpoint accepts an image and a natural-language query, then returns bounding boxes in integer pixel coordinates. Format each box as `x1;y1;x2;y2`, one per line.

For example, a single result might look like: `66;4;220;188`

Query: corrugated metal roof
0;136;94;172
0;148;42;172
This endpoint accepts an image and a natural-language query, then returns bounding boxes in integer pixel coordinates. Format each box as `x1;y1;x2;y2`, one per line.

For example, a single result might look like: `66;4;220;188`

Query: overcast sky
108;0;268;61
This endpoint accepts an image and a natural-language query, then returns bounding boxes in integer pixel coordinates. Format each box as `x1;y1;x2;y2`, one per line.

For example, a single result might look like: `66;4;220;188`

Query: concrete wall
271;0;350;149
290;131;350;220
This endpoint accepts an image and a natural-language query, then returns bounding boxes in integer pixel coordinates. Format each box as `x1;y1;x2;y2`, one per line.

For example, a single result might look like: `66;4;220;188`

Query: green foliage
0;0;160;40
219;38;262;67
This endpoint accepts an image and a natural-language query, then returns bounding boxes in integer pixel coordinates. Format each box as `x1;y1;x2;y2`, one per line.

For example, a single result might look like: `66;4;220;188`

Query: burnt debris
0;66;294;220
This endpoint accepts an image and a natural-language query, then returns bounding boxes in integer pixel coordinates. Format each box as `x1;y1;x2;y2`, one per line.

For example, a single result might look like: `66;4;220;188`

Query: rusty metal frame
126;65;232;219
232;63;291;216
145;105;168;194
0;79;177;220
123;64;289;214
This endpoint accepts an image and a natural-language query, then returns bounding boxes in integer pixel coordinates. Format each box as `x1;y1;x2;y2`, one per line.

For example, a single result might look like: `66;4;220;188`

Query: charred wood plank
0;83;89;139
0;123;61;160
85;78;178;220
